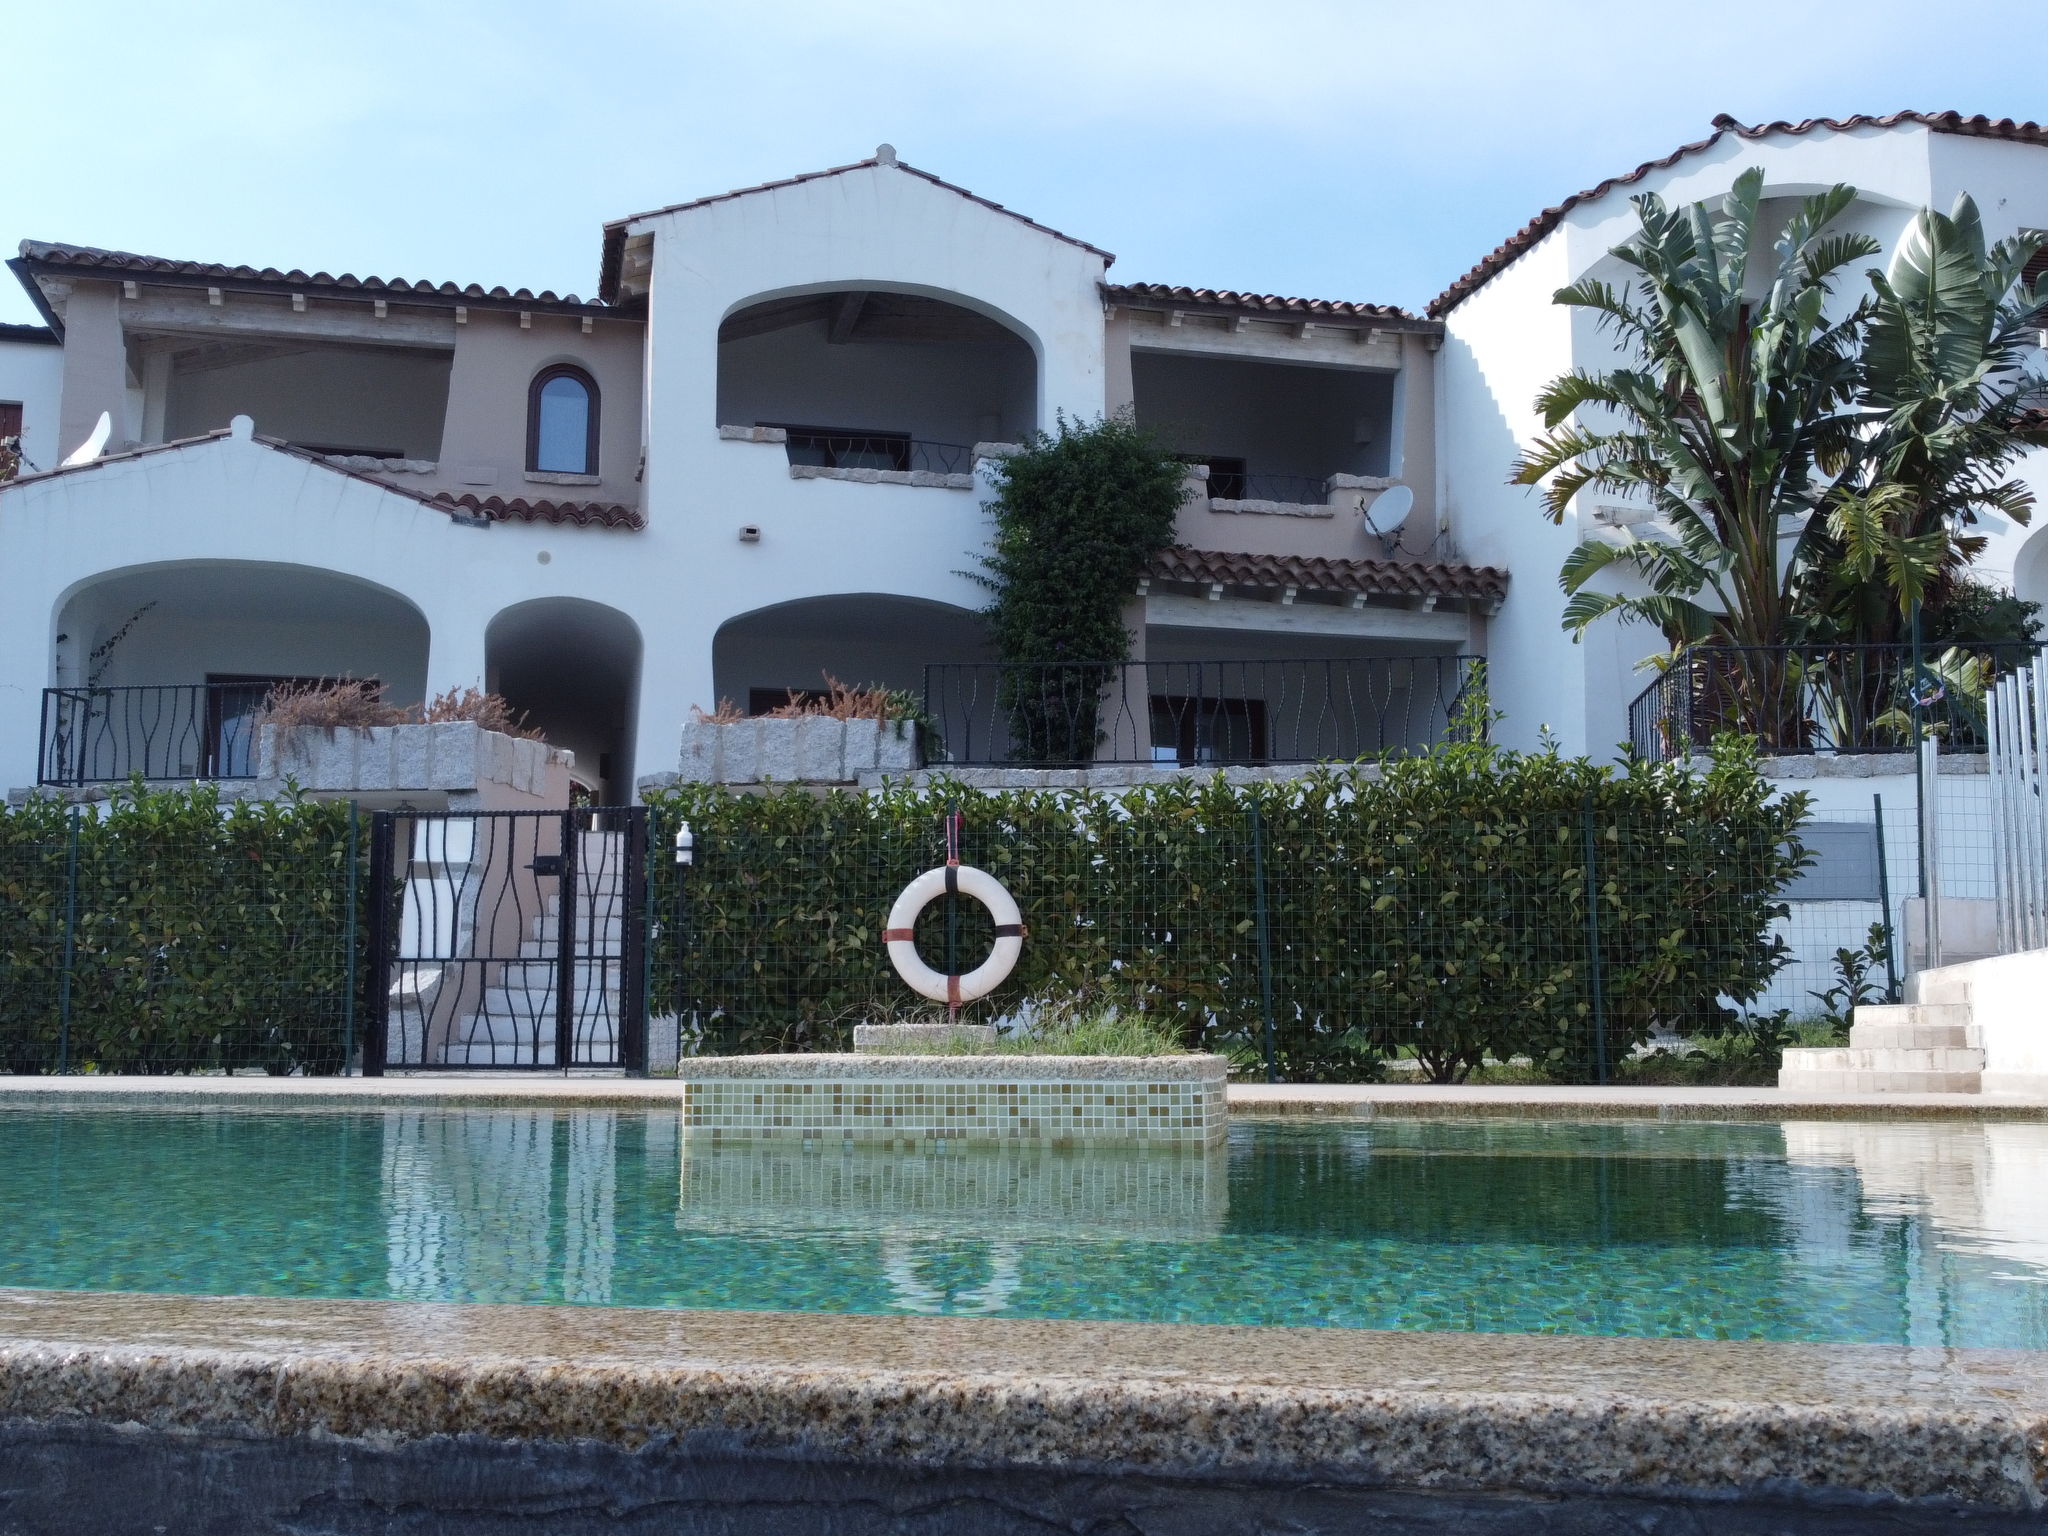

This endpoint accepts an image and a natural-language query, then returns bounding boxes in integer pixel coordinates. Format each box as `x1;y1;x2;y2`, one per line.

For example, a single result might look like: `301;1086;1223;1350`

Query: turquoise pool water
4;1109;2045;1346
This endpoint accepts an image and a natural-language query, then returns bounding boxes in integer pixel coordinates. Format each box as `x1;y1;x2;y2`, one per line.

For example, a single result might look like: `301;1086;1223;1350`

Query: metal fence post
1872;793;1899;1004
363;811;393;1077
341;802;360;1074
56;809;80;1074
620;805;649;1076
1581;793;1609;1086
1248;798;1278;1083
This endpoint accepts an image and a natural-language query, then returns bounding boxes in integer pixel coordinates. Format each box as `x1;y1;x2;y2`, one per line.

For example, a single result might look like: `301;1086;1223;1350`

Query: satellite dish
1365;483;1414;545
60;411;111;468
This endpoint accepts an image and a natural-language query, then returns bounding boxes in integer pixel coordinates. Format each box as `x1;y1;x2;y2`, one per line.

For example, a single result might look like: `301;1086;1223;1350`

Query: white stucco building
1;113;2044;803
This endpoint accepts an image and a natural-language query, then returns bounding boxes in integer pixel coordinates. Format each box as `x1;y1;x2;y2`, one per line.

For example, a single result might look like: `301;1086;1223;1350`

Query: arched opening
712;594;992;718
51;561;429;780
2014;522;2048;616
527;364;600;475
717;289;1037;469
486;598;641;802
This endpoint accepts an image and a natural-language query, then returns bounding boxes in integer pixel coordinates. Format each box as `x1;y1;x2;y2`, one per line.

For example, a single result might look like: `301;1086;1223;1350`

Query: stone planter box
679;1053;1228;1148
257;722;570;800
674;716;922;785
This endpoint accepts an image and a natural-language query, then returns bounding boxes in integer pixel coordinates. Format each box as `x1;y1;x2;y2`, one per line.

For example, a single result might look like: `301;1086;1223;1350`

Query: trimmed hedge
0;785;365;1075
646;735;1809;1081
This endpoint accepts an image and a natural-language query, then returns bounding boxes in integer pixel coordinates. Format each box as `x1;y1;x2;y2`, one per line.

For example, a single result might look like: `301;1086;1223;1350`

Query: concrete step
494;959;624;987
1848;1004;1972;1051
519;938;626;960
1779;1045;1982;1093
1853;1003;1967;1030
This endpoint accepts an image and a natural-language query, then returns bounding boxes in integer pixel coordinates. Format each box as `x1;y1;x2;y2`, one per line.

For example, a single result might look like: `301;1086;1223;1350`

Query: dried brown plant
258;681;546;740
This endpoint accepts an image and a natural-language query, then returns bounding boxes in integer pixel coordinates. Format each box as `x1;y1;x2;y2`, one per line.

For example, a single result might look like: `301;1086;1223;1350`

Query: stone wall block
720;722;761;785
428;722;481;790
678;721;721;783
757;720;804;782
840;718;881;773
393;727;432;790
794;717;845;782
355;727;396;791
306;729;357;792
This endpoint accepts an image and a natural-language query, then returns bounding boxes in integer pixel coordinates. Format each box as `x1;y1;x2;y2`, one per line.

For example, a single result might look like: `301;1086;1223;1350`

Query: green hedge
0;785;365;1074
645;736;1809;1081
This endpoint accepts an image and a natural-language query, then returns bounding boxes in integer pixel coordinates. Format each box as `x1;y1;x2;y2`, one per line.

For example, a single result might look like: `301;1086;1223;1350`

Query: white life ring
882;864;1025;1005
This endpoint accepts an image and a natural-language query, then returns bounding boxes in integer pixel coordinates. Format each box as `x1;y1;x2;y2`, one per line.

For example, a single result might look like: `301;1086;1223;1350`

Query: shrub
0;783;366;1075
644;732;1808;1081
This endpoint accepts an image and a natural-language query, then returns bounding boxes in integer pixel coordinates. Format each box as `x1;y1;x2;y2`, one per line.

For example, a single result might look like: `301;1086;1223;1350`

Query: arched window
527;365;599;475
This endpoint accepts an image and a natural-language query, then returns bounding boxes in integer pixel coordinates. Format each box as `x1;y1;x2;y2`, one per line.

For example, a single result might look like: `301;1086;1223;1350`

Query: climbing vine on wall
972;414;1187;763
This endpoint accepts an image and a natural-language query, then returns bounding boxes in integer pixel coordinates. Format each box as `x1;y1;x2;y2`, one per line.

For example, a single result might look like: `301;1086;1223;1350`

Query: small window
0;402;21;439
527;365;599;475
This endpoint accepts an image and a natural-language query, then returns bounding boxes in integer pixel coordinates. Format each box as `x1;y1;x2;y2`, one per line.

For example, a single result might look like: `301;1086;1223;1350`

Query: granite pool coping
0;1287;2042;1515
0;1075;2041;1119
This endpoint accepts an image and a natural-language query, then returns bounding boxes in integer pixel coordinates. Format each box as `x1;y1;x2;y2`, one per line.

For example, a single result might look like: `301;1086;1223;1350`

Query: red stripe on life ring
947;973;961;1007
881;928;916;942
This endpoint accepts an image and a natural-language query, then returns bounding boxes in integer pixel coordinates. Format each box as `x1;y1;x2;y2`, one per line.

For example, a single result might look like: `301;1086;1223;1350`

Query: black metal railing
782;430;975;476
38;683;272;786
924;657;1485;767
1208;471;1331;505
1626;643;2046;762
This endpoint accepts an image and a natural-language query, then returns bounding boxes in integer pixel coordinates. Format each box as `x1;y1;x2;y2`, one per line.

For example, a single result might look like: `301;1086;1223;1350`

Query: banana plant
1511;167;1877;653
1802;195;2048;644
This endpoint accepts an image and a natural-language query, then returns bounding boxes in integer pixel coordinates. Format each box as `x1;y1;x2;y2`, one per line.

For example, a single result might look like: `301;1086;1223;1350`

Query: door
367;807;647;1071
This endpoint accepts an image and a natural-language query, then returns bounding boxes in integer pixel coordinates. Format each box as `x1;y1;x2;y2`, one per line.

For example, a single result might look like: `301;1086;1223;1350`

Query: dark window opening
528;365;600;475
1149;694;1268;765
0;402;22;439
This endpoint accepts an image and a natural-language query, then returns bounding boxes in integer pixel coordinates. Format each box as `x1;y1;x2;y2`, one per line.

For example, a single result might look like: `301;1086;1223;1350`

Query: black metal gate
365;807;647;1072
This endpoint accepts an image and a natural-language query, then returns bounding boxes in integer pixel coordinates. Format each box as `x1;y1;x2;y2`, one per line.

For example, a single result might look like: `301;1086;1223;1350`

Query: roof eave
8;256;66;339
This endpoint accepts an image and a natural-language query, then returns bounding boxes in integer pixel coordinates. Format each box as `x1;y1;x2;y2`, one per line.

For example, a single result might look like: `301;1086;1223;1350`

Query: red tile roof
1;428;642;531
598;155;1113;303
1428;111;2048;319
0;320;57;346
13;241;617;332
1105;282;1432;329
1148;546;1507;605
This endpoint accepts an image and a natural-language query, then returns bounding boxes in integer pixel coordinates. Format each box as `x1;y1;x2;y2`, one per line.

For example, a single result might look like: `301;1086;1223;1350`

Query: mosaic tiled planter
678;1053;1228;1148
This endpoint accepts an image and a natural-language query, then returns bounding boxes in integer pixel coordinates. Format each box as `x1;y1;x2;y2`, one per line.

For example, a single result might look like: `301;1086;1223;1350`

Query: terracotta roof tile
13;241;617;329
2;430;642;532
1147;546;1507;605
1429;111;2048;319
599;156;1112;303
1105;282;1431;327
428;492;645;530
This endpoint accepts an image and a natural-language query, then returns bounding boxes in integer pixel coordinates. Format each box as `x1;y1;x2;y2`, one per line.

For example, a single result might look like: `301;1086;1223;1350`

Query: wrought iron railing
782;431;975;476
923;657;1485;767
1209;471;1331;505
38;683;271;786
1626;643;2047;763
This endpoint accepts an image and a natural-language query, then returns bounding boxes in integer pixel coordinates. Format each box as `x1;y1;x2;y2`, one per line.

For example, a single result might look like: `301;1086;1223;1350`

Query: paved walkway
0;1074;2040;1118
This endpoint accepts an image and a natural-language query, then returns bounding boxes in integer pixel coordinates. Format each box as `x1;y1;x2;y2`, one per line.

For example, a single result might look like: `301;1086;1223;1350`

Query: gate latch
528;854;566;877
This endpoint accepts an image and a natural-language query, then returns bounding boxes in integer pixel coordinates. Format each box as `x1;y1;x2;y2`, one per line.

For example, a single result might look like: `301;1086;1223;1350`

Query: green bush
645;733;1808;1081
0;783;366;1074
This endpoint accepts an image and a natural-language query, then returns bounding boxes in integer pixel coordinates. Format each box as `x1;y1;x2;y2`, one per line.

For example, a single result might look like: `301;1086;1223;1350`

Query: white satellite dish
1365;483;1414;546
60;411;111;468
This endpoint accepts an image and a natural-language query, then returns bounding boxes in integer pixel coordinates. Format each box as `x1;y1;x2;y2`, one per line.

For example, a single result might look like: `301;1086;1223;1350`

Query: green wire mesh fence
0;789;365;1075
646;757;1808;1083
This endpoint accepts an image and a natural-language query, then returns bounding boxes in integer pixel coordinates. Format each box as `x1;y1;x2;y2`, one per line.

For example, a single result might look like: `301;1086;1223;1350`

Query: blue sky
5;0;2039;327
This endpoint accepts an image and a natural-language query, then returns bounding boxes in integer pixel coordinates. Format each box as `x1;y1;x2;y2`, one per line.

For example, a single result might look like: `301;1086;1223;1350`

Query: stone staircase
442;830;626;1067
1778;965;1984;1093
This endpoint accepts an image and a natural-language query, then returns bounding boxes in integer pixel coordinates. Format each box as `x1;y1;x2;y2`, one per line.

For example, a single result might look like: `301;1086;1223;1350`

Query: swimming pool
5;1109;2045;1348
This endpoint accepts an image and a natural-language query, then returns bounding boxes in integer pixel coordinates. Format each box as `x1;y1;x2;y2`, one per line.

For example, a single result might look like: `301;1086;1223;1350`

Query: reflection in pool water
3;1111;2046;1347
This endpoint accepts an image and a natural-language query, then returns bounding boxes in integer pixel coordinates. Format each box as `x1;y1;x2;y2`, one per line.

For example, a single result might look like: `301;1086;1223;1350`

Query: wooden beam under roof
828;290;869;344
